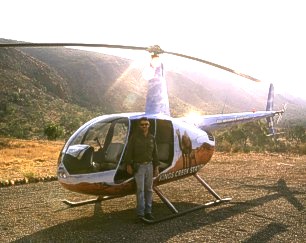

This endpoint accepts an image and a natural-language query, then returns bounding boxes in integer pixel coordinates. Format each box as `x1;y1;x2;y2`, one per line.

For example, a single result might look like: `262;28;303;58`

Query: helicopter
0;42;286;223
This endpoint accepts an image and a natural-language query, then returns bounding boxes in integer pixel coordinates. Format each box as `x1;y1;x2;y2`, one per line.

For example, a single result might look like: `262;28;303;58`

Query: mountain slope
1;39;305;138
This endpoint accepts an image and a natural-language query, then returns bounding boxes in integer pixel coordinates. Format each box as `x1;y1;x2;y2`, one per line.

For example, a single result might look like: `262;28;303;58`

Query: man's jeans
134;162;153;216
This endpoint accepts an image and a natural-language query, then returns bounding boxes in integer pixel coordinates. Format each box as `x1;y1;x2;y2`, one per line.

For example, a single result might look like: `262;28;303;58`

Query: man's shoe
144;213;154;220
135;215;145;223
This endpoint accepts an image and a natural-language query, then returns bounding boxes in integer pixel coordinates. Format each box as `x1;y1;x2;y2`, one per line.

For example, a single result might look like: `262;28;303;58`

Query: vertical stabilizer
266;83;275;135
266;83;274;111
145;55;170;115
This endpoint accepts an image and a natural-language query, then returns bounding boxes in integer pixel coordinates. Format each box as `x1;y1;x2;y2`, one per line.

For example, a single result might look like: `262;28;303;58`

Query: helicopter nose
57;166;67;179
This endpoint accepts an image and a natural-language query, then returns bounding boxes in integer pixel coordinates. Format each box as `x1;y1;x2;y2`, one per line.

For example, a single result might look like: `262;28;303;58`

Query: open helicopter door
155;119;174;171
114;118;174;182
128;118;174;170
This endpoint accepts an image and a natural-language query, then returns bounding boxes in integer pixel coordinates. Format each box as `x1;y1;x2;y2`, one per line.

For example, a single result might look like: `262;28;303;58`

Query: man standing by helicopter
126;117;160;221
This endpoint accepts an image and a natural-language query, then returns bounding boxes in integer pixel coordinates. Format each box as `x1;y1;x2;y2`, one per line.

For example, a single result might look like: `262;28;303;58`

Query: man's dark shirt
126;132;159;168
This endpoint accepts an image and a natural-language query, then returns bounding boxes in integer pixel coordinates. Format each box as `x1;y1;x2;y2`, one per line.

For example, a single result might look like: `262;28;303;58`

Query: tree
44;123;63;140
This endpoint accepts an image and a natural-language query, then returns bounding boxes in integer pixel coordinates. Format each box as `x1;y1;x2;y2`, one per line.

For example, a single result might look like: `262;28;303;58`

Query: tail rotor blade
276;114;283;124
276;103;288;124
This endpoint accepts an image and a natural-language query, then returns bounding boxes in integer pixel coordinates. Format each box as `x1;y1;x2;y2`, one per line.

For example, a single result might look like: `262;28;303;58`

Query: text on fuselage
158;165;203;182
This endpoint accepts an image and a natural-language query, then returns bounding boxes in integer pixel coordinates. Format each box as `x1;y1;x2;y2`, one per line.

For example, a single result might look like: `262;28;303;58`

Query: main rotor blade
0;42;261;82
0;42;148;51
164;50;261;82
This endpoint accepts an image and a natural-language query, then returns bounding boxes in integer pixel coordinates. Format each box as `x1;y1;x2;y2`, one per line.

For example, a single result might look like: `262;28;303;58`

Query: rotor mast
144;46;170;116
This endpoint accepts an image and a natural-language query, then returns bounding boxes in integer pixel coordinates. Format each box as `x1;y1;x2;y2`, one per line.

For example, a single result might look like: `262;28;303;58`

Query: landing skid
146;173;232;224
142;198;231;224
62;195;116;207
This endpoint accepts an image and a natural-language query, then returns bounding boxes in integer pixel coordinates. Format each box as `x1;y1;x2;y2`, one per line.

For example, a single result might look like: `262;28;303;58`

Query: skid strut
193;173;232;203
153;186;178;214
145;173;232;224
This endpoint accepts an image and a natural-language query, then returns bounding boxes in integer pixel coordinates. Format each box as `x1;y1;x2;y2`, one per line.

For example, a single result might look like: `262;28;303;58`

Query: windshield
62;117;129;174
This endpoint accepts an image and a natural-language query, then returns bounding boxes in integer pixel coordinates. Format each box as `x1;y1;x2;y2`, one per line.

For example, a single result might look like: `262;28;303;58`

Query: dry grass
0;138;64;180
1;137;305;182
0;138;305;242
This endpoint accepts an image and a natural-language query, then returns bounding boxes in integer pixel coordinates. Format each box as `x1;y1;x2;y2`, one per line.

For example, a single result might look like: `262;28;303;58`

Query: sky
1;0;305;100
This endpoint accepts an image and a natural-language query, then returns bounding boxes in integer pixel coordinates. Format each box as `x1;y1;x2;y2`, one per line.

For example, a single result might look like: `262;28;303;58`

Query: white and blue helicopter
0;43;286;223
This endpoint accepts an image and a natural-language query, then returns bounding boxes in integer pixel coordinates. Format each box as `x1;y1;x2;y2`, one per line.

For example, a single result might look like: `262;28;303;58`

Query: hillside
0;46;96;138
1;39;306;138
21;47;203;115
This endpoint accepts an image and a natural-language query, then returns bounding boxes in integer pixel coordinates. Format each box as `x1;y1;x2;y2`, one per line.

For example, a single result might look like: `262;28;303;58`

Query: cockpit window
62;117;129;174
82;122;111;151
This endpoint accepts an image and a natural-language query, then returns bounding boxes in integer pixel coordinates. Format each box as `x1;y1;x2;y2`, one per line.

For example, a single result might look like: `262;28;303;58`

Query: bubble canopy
60;115;130;174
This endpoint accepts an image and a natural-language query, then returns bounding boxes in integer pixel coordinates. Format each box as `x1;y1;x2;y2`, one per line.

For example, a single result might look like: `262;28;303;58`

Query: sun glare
185;110;202;120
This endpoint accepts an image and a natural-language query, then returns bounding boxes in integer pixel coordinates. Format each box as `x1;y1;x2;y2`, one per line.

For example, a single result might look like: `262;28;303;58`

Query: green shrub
44;123;63;140
23;172;35;180
243;146;251;153
216;140;232;152
232;144;242;153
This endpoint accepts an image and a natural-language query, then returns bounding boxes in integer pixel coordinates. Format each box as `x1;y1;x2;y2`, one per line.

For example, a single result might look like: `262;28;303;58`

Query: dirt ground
0;152;305;242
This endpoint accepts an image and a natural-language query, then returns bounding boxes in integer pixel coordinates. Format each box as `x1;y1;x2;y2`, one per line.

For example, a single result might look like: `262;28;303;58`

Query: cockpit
60;117;129;175
59;115;174;183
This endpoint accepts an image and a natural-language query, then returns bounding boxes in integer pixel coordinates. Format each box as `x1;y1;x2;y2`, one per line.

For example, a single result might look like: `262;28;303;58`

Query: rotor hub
146;45;164;55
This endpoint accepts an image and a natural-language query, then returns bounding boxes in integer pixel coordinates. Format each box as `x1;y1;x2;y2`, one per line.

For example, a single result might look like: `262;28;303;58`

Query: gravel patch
0;153;305;242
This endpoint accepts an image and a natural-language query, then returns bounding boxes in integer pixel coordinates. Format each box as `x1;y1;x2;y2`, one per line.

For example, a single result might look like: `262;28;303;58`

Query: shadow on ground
12;178;304;242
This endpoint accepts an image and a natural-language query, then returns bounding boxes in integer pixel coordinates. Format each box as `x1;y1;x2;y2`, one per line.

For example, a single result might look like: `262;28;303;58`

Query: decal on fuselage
158;164;203;182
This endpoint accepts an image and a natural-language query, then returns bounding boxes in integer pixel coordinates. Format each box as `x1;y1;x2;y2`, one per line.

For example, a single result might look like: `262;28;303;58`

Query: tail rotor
276;103;288;124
